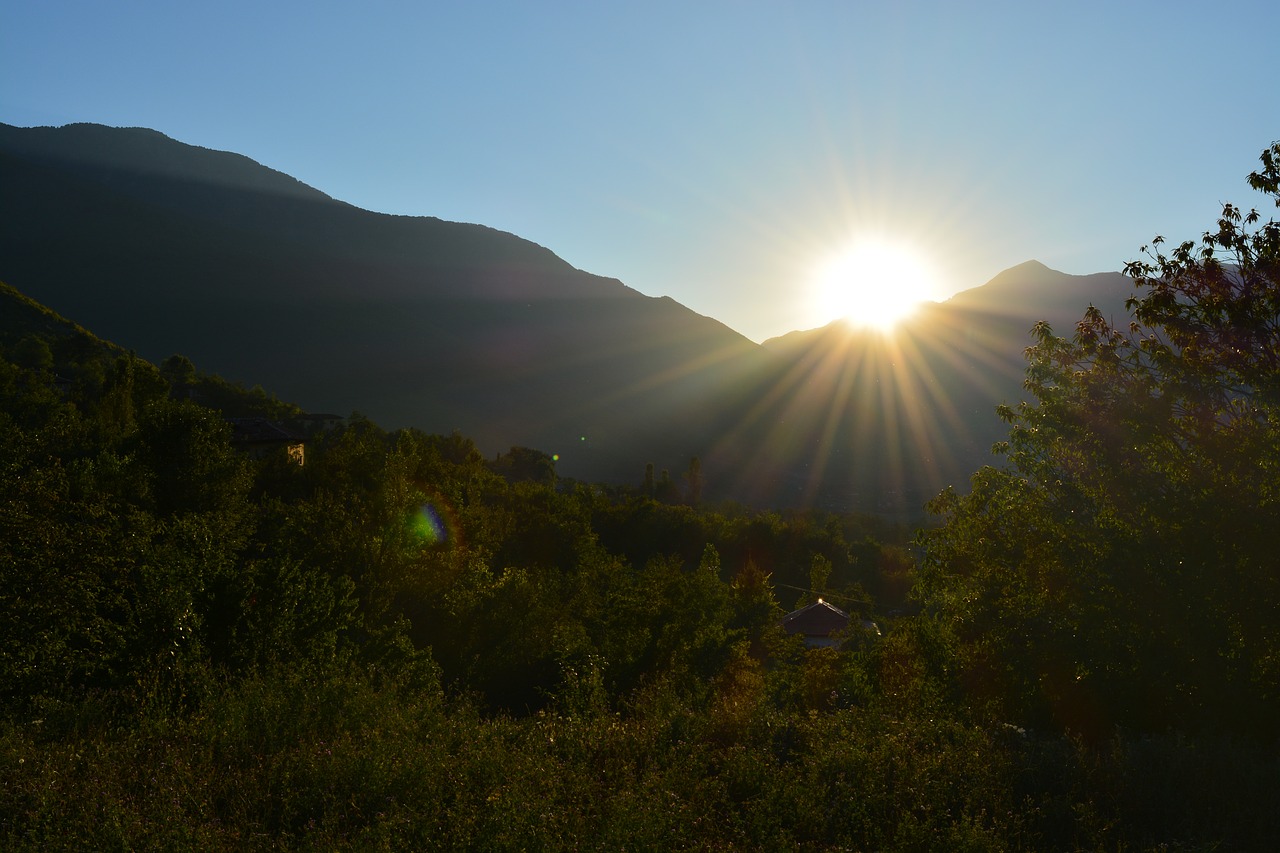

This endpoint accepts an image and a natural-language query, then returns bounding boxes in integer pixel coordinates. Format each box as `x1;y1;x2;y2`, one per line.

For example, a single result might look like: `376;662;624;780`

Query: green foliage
132;400;251;518
487;445;557;485
807;551;833;605
6;664;1276;851
159;353;196;386
918;142;1280;739
5;180;1280;850
11;335;52;373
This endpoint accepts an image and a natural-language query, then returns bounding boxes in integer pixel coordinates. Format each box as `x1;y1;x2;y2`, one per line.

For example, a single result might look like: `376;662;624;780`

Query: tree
917;142;1280;739
489;445;557;485
654;467;680;504
12;334;53;373
807;553;832;606
160;353;197;387
684;456;704;506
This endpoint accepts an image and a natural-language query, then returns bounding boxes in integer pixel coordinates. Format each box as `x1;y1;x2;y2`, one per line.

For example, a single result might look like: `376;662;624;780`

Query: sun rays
811;238;945;332
697;304;1025;516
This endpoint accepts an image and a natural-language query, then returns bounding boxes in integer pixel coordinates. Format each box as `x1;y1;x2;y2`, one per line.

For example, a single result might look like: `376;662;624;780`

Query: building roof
227;417;304;446
780;599;850;638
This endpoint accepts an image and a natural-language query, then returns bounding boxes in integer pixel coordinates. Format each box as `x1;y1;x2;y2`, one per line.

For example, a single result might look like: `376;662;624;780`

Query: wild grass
3;664;1276;851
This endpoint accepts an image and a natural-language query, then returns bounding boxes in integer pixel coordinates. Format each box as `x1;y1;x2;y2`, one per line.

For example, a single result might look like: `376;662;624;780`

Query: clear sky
4;1;1277;342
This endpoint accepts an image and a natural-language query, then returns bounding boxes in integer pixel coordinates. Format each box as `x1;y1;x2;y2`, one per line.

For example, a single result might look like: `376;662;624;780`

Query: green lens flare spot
411;504;447;544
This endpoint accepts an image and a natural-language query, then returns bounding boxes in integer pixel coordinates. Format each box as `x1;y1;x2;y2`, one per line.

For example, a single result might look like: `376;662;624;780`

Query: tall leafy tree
917;143;1280;738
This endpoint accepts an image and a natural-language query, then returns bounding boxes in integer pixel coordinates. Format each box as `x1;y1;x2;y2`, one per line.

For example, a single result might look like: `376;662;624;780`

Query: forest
1;145;1278;850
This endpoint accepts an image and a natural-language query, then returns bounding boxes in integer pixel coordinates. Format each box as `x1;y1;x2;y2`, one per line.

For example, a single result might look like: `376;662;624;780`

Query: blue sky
4;1;1278;341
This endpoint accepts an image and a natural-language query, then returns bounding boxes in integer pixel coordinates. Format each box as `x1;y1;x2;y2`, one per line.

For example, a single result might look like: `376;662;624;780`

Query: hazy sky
4;1;1278;341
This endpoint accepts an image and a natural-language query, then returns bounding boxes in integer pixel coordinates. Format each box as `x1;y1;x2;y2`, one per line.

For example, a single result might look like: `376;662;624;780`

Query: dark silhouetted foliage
3;144;1280;850
918;142;1280;742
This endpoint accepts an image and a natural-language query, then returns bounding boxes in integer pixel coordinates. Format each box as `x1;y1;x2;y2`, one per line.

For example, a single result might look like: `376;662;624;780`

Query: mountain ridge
0;121;1141;514
0;121;768;488
0;122;337;205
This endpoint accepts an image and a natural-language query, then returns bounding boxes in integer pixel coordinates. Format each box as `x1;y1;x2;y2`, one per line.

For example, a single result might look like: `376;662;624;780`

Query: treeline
0;331;909;719
3;144;1280;849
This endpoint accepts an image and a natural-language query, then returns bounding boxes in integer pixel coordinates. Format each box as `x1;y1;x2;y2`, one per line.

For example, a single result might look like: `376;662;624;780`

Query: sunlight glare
812;239;942;332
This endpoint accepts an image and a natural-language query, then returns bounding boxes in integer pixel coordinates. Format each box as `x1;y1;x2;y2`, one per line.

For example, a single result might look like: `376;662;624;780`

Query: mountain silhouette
0;122;769;481
0;122;1137;516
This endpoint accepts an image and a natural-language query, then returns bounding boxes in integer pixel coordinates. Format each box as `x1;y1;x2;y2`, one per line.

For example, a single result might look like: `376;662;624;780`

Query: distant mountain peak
1008;258;1052;273
940;260;1132;326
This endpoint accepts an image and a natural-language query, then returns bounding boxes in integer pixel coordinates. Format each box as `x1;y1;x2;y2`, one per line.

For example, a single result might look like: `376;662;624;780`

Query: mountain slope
0;277;128;369
0;122;767;481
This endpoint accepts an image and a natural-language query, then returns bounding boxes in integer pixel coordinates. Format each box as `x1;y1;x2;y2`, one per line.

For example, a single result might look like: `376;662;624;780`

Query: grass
3;663;1276;851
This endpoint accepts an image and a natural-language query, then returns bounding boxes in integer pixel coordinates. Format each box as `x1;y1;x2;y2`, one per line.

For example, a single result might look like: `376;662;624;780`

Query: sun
812;238;942;332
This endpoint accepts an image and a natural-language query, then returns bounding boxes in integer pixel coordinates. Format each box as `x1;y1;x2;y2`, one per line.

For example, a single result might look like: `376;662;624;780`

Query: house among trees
227;417;306;465
781;599;879;649
294;412;345;436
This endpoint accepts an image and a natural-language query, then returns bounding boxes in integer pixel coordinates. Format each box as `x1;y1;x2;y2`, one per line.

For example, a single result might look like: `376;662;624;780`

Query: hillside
0;277;123;355
0;122;767;483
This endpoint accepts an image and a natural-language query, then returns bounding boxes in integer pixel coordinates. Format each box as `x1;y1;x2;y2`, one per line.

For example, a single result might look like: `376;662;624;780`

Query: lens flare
408;495;461;547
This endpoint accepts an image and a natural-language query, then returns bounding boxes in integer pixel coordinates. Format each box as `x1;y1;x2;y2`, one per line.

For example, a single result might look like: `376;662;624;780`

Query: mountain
729;262;1133;514
942;259;1131;327
0;122;767;484
1;122;1139;516
0;277;127;372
